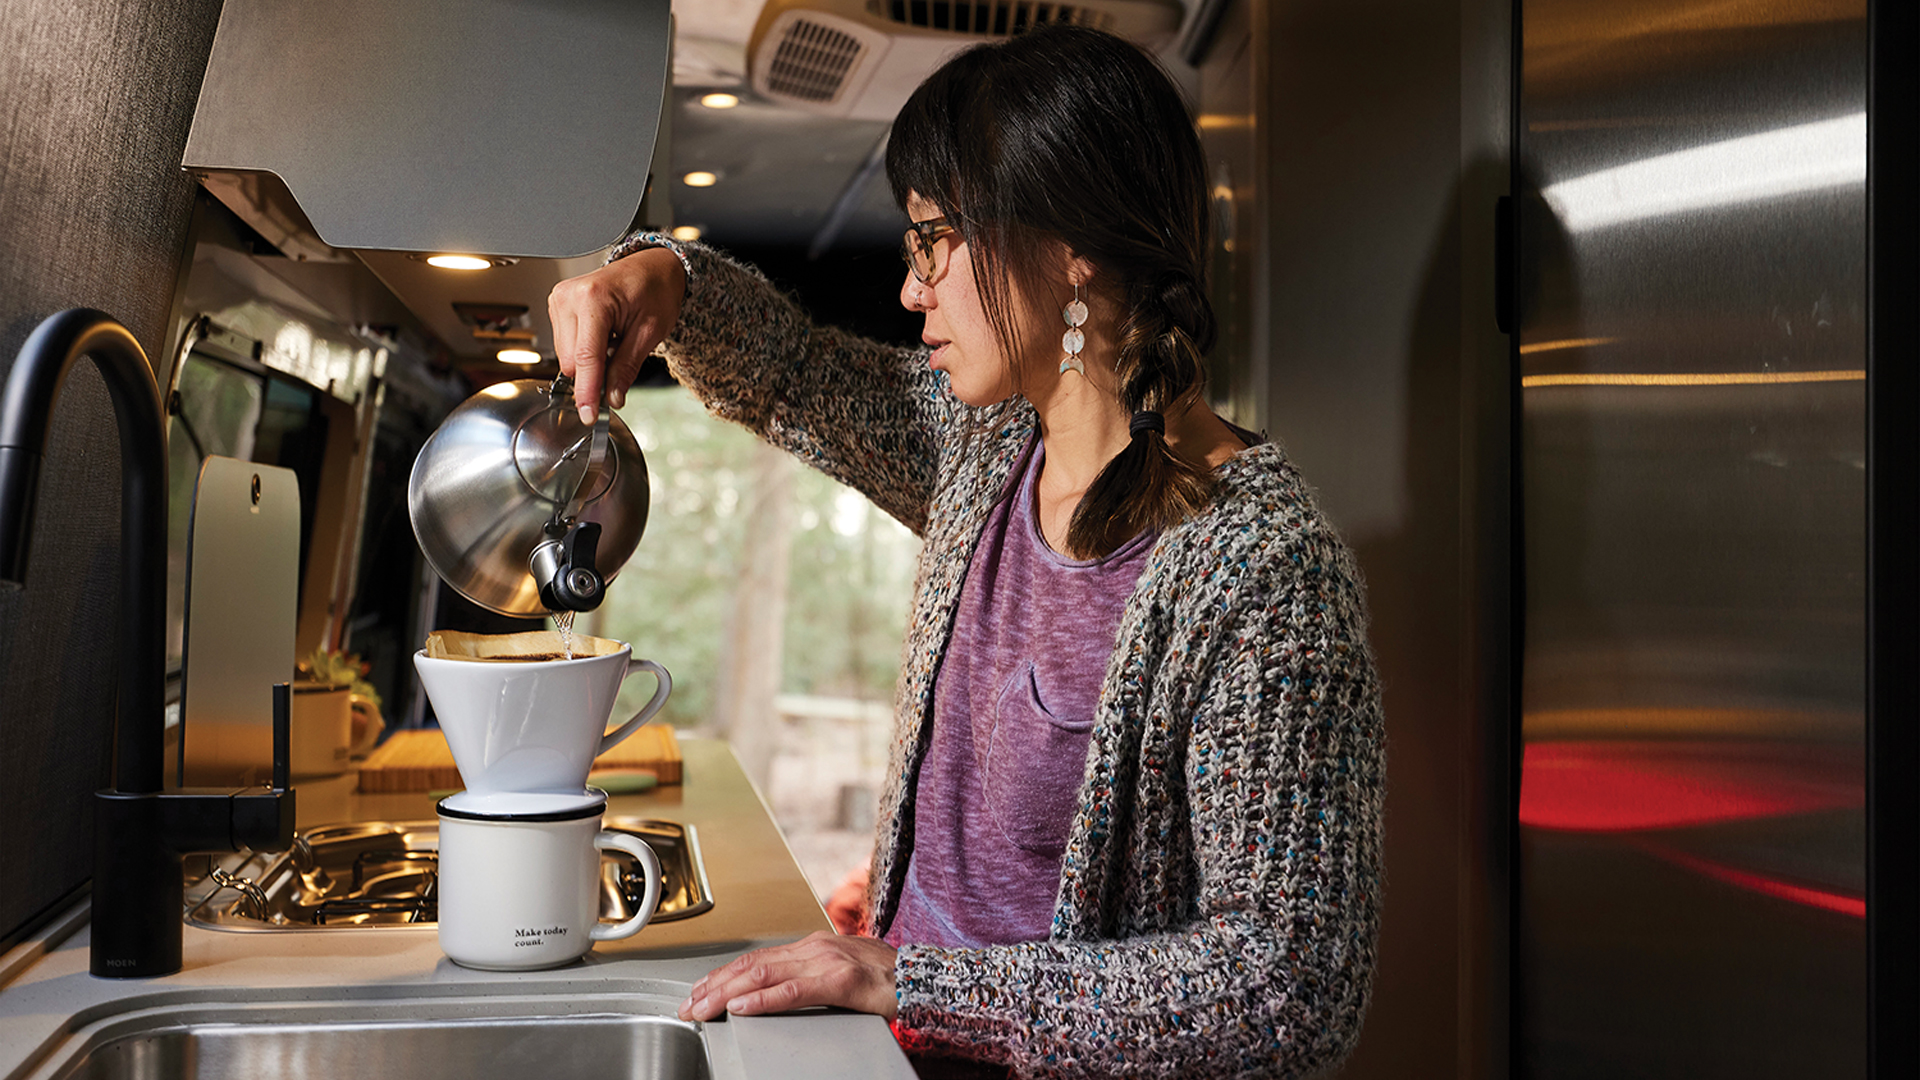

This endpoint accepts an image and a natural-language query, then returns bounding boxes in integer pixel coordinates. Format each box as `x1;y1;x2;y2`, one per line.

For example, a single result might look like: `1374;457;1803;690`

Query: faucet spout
0;309;167;793
0;309;294;979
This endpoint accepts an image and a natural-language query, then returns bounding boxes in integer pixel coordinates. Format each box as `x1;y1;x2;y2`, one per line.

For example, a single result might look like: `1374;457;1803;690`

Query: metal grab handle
208;865;269;922
540;376;614;526
560;401;613;524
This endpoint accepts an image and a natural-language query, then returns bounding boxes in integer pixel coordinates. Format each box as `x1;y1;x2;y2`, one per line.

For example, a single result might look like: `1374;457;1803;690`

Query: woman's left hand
679;931;899;1021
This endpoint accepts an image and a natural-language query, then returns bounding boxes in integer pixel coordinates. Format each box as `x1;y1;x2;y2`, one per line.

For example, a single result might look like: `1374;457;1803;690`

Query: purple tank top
885;438;1156;949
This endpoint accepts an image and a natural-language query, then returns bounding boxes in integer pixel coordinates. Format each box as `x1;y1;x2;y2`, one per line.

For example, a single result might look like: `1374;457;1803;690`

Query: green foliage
300;648;383;712
784;470;918;701
588;390;919;728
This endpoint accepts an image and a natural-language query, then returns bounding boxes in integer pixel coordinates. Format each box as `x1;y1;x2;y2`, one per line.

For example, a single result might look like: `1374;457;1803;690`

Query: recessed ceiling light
497;348;542;365
426;254;493;270
682;171;718;188
671;225;703;241
700;93;740;109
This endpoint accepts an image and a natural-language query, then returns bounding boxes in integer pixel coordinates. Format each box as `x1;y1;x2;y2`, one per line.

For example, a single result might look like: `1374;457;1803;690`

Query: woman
550;26;1383;1079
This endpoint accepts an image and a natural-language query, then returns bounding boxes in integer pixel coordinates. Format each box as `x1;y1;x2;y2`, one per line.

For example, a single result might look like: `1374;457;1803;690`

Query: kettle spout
532;520;605;612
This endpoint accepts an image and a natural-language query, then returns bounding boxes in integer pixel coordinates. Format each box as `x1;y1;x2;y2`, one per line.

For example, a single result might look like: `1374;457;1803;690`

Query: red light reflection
1638;842;1867;919
1521;740;1864;919
1519;740;1859;831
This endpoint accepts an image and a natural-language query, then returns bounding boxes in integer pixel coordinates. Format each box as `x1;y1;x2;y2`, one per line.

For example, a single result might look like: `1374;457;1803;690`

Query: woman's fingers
683;951;816;1021
604;326;654;410
678;931;898;1022
548;276;594;380
548;273;613;423
721;972;849;1017
568;304;614;424
547;248;687;423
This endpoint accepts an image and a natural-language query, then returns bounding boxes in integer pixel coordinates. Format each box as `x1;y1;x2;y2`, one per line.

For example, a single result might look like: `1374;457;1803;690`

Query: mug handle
599;658;672;755
592;831;663;941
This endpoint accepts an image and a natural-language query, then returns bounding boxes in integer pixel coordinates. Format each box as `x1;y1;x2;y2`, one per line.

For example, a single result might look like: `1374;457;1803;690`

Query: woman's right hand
548;245;689;424
824;864;871;936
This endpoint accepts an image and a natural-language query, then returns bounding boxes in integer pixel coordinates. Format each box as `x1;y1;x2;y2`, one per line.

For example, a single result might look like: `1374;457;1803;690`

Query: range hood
182;0;672;367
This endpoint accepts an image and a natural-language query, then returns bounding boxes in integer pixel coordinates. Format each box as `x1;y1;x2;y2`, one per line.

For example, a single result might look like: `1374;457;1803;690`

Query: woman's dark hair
885;25;1218;559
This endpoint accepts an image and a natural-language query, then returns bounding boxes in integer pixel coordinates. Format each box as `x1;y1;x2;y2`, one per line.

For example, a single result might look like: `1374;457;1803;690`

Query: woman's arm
551;239;952;535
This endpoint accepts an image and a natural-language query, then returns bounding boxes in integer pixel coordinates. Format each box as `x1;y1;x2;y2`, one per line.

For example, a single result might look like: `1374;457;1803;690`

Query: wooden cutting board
356;725;681;793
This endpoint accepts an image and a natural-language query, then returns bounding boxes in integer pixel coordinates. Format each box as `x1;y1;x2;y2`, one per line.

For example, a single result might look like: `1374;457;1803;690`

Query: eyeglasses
900;216;957;284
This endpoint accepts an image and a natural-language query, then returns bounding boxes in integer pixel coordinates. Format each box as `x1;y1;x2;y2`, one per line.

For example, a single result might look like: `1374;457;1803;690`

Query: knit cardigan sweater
648;242;1385;1079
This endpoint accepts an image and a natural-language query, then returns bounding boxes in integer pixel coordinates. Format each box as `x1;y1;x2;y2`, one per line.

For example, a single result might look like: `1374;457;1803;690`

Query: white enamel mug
413;644;671;795
435;791;663;971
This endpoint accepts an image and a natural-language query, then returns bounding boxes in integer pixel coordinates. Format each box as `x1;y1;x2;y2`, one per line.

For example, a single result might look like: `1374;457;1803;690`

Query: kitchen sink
185;818;712;930
17;992;738;1080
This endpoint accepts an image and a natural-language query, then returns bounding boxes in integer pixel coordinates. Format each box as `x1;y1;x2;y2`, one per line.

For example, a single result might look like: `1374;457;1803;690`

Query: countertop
0;736;914;1079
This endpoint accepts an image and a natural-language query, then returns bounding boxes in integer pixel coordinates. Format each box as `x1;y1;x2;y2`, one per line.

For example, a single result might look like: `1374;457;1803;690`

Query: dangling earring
1060;285;1088;376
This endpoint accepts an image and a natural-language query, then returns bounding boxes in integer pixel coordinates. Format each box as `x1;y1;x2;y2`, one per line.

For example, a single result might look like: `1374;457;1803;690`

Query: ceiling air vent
865;1;1114;36
749;0;1179;121
766;17;868;103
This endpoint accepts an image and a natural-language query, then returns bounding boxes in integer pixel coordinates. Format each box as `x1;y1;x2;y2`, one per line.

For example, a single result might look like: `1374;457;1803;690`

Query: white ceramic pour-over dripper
413;645;671;795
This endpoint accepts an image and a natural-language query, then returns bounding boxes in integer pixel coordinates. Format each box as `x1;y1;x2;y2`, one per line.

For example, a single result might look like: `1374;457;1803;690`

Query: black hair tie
1129;410;1166;439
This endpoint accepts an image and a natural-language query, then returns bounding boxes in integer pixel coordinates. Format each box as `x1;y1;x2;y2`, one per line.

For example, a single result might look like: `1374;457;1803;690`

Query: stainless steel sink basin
60;1014;706;1080
185;818;712;930
20;993;736;1080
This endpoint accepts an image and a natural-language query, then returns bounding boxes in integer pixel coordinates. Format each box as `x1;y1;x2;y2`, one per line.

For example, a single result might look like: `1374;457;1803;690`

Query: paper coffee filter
423;629;623;661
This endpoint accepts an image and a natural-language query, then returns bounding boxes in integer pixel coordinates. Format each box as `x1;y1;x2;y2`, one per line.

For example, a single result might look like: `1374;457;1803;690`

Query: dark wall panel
0;0;224;945
1237;1;1516;1077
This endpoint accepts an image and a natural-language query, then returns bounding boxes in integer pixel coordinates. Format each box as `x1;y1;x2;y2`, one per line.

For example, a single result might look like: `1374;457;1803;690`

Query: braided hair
886;25;1218;558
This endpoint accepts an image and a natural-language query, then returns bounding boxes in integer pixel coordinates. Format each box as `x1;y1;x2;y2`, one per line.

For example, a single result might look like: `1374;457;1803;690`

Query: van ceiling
669;1;902;249
669;0;1204;249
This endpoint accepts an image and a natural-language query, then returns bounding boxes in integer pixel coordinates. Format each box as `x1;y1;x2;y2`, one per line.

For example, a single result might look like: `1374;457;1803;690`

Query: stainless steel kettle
408;377;649;617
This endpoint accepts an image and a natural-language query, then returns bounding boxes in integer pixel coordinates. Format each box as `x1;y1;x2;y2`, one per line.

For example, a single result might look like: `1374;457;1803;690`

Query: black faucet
0;309;295;978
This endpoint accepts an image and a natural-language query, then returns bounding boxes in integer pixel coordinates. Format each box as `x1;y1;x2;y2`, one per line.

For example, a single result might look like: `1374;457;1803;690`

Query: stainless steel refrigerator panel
1517;1;1867;1076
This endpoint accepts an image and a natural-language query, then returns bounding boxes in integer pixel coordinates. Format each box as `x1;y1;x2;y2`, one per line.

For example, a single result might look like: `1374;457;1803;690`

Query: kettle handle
600;658;672;754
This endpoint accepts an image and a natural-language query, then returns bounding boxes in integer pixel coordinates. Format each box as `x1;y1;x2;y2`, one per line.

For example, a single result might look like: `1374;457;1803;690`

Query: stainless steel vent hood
182;0;672;366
